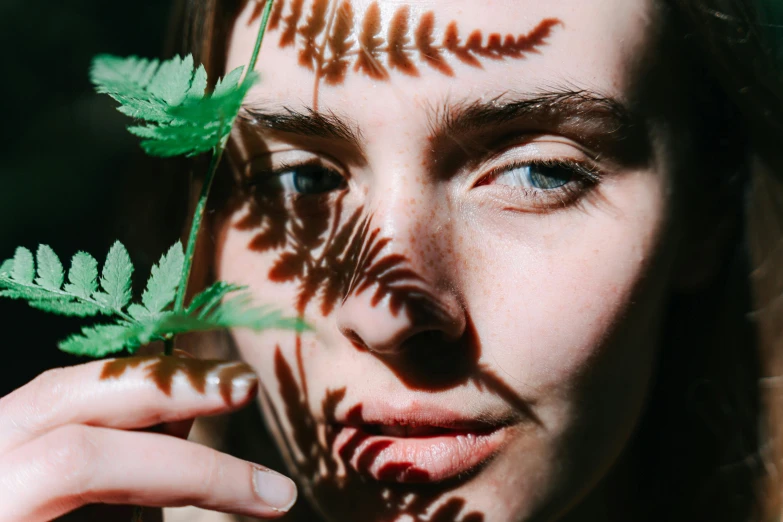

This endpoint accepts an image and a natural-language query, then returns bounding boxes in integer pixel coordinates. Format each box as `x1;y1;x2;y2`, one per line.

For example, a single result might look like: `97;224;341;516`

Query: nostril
403;330;454;355
342;327;369;351
408;329;448;346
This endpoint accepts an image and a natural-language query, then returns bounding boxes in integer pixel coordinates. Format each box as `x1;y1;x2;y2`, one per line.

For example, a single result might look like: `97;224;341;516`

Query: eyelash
242;159;347;200
243;157;602;209
477;158;602;209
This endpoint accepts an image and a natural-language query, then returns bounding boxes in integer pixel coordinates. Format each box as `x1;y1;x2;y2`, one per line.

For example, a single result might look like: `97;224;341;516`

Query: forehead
226;0;661;120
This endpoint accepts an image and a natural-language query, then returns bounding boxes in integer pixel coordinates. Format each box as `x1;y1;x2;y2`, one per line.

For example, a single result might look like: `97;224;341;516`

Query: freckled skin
212;1;696;521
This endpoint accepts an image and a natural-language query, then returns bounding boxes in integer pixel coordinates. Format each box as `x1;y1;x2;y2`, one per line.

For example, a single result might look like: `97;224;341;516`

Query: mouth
331;407;513;484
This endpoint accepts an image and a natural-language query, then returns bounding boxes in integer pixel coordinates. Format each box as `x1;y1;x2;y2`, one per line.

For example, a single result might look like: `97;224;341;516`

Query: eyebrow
238;89;641;156
429;90;635;139
427;89;650;167
239;105;363;147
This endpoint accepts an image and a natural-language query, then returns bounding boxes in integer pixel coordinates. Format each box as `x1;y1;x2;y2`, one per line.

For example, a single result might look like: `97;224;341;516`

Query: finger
153;350;195;439
0;424;297;522
0;355;257;454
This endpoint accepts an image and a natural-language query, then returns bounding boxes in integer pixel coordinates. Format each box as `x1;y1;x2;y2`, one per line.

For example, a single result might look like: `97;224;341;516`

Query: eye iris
527;164;572;189
290;164;345;194
494;164;573;190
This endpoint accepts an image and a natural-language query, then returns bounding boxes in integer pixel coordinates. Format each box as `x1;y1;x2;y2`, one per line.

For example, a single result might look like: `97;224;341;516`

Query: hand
0;353;298;522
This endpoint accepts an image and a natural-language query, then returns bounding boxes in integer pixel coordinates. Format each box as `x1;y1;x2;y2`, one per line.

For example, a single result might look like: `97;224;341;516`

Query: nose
335;193;466;355
337;276;467;354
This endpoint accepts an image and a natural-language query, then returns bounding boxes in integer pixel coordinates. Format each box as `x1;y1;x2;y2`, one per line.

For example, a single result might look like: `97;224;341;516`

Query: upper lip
333;400;516;432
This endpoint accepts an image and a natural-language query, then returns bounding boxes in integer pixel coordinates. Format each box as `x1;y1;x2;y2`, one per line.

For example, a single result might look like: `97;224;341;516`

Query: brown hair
169;1;783;520
674;1;783;519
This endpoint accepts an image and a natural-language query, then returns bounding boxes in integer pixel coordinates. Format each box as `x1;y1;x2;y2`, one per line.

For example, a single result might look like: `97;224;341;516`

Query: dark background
0;1;179;395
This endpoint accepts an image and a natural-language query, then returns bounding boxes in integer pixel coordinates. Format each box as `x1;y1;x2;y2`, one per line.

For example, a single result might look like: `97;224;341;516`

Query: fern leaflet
1;242;302;357
91;55;258;157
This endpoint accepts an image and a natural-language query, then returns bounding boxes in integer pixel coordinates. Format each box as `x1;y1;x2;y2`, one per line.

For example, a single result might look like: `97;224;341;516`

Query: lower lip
332;424;509;483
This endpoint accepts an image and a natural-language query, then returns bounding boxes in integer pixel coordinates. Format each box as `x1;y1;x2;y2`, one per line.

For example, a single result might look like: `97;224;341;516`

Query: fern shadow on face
247;0;562;107
224;91;541;521
230;184;476;388
229;165;543;414
268;343;488;522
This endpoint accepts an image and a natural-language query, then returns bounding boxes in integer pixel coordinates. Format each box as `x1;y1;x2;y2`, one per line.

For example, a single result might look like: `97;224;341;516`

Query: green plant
0;0;292;359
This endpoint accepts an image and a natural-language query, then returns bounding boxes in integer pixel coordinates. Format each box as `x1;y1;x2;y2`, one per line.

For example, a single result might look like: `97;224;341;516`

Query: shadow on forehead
246;0;562;106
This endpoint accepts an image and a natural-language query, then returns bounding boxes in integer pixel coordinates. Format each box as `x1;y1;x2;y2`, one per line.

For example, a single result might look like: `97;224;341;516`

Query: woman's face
216;0;693;520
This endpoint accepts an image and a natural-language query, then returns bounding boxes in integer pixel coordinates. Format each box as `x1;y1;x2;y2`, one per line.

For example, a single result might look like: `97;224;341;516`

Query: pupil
528;165;572;189
292;165;344;194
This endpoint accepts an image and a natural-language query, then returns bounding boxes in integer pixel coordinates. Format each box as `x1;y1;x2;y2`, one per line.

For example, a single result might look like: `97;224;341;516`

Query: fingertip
252;466;298;514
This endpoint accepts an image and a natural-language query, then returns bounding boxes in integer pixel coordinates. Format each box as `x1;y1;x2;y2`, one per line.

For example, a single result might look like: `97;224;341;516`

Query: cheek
212;205;300;372
458;171;672;403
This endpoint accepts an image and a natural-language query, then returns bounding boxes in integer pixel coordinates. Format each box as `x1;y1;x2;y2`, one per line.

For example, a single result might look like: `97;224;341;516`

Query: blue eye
277;163;346;195
493;163;574;190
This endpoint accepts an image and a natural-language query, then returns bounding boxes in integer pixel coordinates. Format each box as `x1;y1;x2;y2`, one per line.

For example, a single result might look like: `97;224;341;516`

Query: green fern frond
64;252;99;298
0;259;12;277
1;239;303;357
92;54;258;157
35;245;64;290
9;7;300;360
186;281;245;318
0;242;137;318
11;247;34;284
59;322;145;357
93;241;133;312
56;292;306;357
90;55;205;123
128;69;258;157
208;293;303;331
150;296;308;338
29;299;101;317
140;242;184;315
1;247;102;317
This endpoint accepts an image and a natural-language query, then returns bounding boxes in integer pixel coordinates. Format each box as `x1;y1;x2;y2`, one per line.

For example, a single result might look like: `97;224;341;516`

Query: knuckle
194;447;223;499
43;425;98;495
30;367;67;393
11;368;68;432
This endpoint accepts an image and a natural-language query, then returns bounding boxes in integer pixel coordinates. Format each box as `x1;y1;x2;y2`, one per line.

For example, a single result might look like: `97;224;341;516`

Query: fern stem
171;3;276;341
172;147;223;319
164;337;174;355
2;279;136;324
246;0;275;80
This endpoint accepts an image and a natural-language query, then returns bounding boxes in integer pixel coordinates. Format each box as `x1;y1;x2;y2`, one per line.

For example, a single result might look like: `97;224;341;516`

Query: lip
331;402;513;483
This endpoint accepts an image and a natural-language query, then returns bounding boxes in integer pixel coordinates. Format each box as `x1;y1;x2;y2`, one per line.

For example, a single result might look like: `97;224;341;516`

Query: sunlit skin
213;0;700;520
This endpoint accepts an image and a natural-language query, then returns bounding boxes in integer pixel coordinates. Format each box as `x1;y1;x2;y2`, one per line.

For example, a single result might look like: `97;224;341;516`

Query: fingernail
252;467;297;512
228;369;258;404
